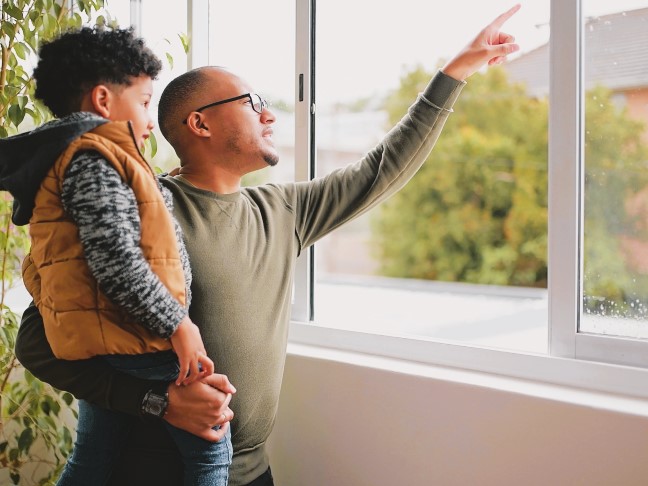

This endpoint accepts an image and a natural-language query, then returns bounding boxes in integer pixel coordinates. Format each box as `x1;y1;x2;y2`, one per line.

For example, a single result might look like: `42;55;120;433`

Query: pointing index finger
490;3;521;30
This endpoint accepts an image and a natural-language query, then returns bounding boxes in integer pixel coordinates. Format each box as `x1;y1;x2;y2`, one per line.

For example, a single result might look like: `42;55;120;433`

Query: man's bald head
158;66;230;148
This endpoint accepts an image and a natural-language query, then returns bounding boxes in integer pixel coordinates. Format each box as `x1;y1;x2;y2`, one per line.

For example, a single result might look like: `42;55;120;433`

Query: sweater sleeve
293;70;465;250
61;151;187;338
15;302;153;415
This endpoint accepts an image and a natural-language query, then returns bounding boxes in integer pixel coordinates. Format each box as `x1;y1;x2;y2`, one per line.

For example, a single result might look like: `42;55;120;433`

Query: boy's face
107;75;154;149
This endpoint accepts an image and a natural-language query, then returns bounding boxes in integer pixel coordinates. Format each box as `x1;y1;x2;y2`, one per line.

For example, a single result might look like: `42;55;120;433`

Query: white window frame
548;0;648;369
185;0;648;397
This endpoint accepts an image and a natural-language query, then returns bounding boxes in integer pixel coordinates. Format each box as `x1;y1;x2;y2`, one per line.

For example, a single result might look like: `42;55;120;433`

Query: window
286;0;648;394
139;0;648;397
310;0;551;354
580;4;648;343
206;0;296;185
138;0;189;170
550;0;648;369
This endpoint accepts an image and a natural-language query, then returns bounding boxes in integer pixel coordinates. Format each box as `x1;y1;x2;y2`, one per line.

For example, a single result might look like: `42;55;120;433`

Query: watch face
145;393;168;417
149;400;163;416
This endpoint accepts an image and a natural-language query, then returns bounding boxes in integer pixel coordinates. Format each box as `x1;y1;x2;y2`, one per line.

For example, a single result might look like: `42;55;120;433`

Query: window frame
548;0;648;369
185;0;648;396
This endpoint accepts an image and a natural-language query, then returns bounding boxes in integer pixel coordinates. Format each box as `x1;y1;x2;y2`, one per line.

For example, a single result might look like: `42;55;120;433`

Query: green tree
582;85;648;316
372;67;548;286
0;2;107;485
371;65;648;308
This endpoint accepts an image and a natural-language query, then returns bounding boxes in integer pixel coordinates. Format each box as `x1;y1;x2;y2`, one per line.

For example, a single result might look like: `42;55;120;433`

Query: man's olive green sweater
15;70;465;486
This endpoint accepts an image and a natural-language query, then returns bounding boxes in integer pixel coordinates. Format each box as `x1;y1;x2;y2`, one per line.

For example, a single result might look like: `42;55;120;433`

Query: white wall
267;346;648;486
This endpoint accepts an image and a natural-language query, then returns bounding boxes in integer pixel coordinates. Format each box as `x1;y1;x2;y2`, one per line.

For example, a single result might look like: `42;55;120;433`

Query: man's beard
264;152;279;167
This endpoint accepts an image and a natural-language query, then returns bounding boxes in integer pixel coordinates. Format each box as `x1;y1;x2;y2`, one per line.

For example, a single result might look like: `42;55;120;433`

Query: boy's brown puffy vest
22;121;185;360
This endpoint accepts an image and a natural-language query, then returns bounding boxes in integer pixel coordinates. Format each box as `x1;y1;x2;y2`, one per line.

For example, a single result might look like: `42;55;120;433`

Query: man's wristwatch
141;383;169;418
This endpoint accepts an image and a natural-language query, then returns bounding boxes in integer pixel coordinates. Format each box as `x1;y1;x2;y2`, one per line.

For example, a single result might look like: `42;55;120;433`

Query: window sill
288;320;648;411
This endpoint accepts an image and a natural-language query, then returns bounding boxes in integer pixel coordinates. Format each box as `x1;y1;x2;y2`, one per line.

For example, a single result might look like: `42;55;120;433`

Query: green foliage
178;32;189;54
582;86;648;316
373;67;548;287
0;2;106;484
371;65;648;314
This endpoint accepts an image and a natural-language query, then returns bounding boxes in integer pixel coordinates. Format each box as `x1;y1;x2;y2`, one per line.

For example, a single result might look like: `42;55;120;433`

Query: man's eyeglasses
182;93;268;124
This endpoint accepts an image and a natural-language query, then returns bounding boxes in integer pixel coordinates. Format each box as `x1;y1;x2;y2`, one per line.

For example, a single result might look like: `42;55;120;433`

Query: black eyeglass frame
182;92;268;124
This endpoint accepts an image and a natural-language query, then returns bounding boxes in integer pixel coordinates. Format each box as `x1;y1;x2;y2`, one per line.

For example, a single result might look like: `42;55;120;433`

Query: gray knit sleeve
61;151;187;339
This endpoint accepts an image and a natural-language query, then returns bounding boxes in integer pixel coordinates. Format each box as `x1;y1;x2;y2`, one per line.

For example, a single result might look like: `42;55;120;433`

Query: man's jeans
57;350;232;486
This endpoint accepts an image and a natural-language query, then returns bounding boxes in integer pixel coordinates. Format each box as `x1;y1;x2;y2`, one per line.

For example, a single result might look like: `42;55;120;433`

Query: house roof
505;7;648;97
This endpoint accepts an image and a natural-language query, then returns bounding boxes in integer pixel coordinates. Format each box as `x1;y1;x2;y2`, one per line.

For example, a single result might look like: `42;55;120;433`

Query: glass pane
208;1;296;185
313;1;550;353
581;2;648;339
91;0;130;25
140;0;189;172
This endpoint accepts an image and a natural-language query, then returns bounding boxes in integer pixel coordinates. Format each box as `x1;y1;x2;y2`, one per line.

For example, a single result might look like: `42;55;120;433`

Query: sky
203;0;648;107
103;0;648;108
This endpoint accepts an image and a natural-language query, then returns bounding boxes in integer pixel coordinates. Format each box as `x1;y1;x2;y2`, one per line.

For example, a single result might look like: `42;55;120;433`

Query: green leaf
29;9;41;23
62;392;74;406
13;42;28;60
49;397;61;415
8;104;25;127
9;447;19;461
18;427;34;452
178;33;189;54
40;399;51;415
72;12;83;28
166;52;174;70
10;471;20;485
5;67;15;83
4;4;24;21
149;130;158;158
3;22;16;40
62;426;72;446
41;11;50;31
25;31;39;51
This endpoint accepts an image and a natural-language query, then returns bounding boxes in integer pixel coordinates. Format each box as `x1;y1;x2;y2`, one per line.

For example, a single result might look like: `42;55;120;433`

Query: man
15;5;520;485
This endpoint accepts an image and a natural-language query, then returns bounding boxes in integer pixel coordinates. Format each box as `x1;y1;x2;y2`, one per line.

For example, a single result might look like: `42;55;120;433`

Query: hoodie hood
0;112;108;225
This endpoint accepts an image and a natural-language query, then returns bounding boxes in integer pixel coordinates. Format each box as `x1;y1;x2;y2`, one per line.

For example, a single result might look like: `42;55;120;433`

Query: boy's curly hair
34;26;162;118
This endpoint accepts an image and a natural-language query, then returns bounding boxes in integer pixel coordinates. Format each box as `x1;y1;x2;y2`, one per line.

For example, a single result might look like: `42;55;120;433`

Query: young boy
0;27;233;485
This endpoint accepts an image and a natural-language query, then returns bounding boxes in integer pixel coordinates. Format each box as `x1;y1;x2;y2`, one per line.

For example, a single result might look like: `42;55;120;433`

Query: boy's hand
170;315;215;386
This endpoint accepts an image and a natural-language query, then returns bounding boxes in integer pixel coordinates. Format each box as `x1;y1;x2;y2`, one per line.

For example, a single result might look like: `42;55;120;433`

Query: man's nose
261;107;275;124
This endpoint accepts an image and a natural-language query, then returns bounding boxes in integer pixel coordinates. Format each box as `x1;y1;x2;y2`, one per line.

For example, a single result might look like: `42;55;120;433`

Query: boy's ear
89;84;112;118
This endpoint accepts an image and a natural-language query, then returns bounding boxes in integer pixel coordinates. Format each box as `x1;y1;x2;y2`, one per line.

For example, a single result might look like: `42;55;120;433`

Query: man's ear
185;113;211;138
89;84;112;118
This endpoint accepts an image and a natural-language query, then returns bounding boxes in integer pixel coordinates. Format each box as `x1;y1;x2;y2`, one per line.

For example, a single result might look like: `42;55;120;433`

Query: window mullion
548;0;582;358
187;0;209;70
291;0;314;322
129;0;142;35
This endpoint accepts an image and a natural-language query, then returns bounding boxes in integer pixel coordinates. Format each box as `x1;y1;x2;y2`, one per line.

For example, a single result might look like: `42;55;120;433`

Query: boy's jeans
57;350;232;486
